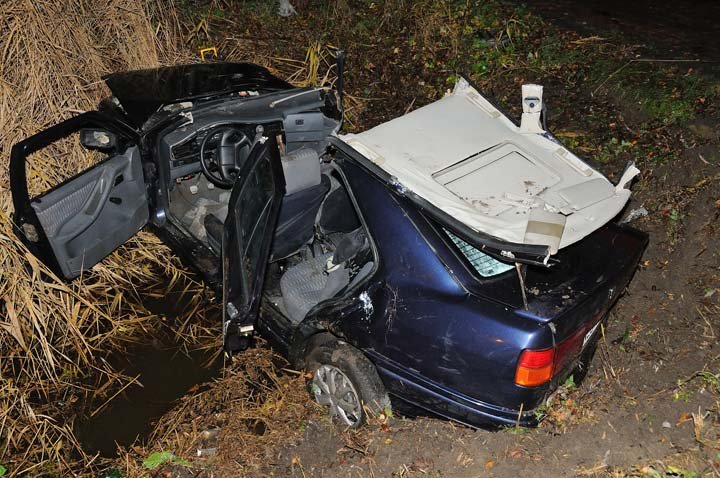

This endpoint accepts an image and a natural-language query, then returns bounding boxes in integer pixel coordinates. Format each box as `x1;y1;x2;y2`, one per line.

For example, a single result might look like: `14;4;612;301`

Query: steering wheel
199;125;250;188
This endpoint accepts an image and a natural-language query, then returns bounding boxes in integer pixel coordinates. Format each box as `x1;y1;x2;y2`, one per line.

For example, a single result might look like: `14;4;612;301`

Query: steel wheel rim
311;364;362;427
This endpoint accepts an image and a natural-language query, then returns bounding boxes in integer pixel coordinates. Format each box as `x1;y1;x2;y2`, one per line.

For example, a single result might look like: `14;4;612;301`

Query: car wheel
305;337;390;428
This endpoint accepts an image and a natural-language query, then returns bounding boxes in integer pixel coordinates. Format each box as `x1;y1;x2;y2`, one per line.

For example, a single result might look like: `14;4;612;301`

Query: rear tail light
516;316;603;387
515;348;554;387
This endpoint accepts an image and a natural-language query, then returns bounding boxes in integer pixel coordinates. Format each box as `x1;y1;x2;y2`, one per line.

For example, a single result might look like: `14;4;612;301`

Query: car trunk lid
516;223;648;336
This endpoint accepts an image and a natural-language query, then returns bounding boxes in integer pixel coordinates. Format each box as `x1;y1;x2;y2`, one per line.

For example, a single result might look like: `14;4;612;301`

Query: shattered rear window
444;230;514;277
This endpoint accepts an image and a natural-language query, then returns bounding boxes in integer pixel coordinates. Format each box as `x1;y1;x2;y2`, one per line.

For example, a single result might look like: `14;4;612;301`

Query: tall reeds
0;1;196;474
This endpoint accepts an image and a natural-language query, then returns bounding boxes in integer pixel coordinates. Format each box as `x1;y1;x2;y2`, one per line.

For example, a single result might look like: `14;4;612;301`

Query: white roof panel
339;78;637;254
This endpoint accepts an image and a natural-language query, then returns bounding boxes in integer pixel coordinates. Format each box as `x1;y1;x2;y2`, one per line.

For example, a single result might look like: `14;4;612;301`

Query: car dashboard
158;87;342;182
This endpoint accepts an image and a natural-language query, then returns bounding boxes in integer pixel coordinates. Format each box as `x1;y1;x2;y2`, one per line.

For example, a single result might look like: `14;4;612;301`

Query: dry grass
0;1;205;475
0;0;354;473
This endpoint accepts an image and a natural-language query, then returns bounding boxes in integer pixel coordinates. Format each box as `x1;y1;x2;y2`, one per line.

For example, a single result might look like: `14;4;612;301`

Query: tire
305;337;390;427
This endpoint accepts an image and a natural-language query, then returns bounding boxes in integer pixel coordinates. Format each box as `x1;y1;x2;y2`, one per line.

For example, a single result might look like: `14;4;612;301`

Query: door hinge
225;302;254;336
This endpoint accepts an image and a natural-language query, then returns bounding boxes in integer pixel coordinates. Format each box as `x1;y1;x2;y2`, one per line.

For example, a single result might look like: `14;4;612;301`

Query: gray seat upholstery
204;148;329;258
279;229;373;323
280;252;350;323
271;148;328;259
271;175;330;260
281;148;322;194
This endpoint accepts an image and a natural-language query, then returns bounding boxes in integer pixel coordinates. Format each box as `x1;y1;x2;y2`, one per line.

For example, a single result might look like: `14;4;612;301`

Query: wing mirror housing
80;128;119;151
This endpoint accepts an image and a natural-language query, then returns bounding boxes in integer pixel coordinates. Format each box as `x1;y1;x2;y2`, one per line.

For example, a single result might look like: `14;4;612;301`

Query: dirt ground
111;2;720;477
513;0;720;66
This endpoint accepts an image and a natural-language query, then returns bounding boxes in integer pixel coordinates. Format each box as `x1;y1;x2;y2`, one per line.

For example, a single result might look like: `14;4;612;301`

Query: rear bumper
368;351;538;428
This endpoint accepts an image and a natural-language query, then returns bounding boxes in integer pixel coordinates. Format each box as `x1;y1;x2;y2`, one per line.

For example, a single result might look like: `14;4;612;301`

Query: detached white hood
340;78;638;254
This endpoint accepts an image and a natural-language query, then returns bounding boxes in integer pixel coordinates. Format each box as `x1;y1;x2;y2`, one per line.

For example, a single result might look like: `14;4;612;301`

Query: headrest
281;148;321;195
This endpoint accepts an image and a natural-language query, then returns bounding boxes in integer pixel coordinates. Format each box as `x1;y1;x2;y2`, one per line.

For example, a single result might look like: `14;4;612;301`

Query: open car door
222;132;285;352
10;112;148;280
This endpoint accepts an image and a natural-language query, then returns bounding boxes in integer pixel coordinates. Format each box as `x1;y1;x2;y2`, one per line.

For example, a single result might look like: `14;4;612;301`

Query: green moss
645;97;695;124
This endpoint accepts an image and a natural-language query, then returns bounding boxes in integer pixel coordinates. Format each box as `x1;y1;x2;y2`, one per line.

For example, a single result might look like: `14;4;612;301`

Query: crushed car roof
340;78;638;255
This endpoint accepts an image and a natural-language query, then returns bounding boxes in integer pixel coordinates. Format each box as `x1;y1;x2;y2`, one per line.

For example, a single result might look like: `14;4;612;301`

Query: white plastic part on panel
523;208;566;255
520;84;545;134
615;163;641;192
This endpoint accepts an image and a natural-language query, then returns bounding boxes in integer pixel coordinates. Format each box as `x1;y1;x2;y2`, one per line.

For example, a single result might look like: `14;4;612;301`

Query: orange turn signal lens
515;348;554;387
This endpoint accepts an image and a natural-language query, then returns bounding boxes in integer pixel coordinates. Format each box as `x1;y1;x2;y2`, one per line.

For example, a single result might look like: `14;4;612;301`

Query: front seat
205;148;329;259
271;148;329;259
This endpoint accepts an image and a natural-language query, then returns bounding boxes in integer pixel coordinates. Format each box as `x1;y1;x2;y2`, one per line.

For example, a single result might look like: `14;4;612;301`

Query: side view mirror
80;128;118;151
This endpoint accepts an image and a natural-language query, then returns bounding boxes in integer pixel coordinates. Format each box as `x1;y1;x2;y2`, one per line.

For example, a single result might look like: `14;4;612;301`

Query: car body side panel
328;152;646;427
367;351;538;427
410;207;647;413
333;155;553;421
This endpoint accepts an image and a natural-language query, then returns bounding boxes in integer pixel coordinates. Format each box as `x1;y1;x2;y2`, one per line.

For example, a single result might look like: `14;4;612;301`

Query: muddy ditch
68;274;224;458
74;336;222;457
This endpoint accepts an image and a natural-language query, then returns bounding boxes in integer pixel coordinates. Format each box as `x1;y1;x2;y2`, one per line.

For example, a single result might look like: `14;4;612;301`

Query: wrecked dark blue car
10;62;647;428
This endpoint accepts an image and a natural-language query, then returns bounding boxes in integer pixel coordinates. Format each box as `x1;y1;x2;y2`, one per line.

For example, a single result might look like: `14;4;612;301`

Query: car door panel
223;133;285;345
10;111;147;280
31;147;147;277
